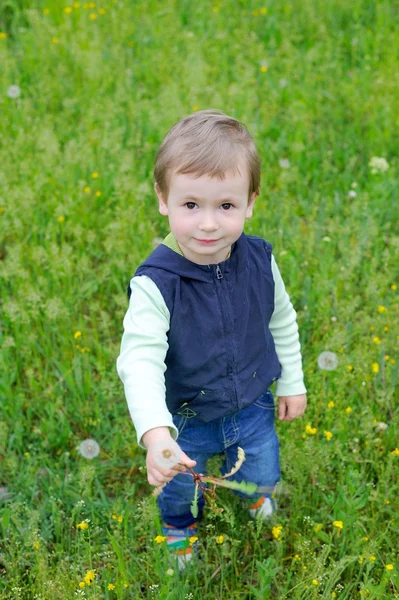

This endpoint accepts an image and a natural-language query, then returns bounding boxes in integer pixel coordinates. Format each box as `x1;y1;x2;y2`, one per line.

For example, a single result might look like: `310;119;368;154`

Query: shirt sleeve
269;255;307;397
116;275;178;448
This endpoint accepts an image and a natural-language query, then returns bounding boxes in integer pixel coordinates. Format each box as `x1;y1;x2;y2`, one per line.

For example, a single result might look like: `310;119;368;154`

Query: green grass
0;0;398;598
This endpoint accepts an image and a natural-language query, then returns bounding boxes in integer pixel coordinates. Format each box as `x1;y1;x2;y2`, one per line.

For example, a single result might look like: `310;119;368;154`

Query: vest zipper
216;265;223;279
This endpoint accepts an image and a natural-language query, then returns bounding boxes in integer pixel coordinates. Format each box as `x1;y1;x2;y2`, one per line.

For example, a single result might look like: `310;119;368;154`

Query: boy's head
153;109;261;265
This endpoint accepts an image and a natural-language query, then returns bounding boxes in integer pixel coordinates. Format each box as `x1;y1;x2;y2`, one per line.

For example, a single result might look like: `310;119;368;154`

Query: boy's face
155;162;257;265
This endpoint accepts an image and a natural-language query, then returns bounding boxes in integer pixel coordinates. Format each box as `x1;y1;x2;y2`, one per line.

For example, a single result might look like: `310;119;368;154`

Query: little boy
116;109;307;568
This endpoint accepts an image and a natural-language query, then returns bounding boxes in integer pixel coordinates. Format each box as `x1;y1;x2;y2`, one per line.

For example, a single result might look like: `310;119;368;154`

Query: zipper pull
216;265;223;279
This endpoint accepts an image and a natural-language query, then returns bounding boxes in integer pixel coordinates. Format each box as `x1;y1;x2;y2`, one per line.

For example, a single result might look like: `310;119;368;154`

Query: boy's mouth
195;239;219;245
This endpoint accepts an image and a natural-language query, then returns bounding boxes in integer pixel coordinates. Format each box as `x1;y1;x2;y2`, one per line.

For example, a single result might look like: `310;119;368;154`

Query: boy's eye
184;202;234;210
185;202;197;210
221;203;233;210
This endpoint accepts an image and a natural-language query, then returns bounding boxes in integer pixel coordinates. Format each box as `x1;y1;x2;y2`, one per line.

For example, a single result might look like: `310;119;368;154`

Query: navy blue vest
128;233;281;422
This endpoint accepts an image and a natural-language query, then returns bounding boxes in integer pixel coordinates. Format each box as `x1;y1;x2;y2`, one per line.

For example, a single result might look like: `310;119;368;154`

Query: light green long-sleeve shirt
116;233;306;447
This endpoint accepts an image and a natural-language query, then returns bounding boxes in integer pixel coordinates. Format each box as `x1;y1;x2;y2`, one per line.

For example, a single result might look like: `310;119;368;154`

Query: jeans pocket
172;413;188;436
254;390;275;410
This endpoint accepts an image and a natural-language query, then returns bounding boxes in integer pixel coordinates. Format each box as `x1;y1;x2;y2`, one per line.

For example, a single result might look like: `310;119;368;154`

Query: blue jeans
157;390;280;528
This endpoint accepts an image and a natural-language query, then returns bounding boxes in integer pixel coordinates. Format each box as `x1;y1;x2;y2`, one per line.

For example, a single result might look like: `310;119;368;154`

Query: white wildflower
78;439;100;459
279;158;290;169
7;85;21;99
375;422;388;432
322;236;331;242
279;78;288;88
317;351;339;371
369;156;389;174
348;190;357;198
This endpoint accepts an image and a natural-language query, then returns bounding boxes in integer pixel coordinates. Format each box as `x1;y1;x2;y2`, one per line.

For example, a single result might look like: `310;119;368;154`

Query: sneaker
248;495;277;520
162;523;199;570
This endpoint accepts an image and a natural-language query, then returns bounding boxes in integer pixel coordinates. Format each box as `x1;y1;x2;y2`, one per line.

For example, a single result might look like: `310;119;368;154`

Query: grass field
0;0;398;598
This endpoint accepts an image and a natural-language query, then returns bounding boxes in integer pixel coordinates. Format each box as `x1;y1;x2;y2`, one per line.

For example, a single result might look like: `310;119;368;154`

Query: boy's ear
155;183;168;216
245;190;257;219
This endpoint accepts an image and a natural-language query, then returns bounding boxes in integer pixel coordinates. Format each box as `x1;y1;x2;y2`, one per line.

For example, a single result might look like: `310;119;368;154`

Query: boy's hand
277;394;307;421
142;427;196;487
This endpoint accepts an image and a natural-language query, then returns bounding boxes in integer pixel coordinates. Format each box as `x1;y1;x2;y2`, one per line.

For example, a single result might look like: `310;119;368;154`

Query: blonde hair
154;109;261;202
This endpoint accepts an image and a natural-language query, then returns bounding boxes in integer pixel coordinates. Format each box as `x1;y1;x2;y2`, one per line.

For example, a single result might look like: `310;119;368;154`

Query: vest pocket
172;413;188;435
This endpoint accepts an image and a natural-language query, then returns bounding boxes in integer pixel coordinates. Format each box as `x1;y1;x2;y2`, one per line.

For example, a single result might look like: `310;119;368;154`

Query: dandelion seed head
78;439;100;459
317;351;339;371
369;156;389;174
7;85;21;99
279;158;290;169
348;190;357;198
152;439;181;469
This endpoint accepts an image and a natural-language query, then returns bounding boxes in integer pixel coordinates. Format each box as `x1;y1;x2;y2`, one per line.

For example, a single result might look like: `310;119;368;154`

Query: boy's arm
116;275;178;448
269;255;307;398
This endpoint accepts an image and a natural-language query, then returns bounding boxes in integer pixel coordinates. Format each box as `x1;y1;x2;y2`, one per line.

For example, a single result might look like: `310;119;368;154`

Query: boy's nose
199;214;219;232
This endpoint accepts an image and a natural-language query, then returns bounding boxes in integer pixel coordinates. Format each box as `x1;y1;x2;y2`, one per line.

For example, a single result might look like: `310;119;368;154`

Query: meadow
0;0;398;598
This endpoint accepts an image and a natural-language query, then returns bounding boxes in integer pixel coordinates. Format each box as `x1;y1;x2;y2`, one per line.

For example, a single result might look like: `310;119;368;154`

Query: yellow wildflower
312;579;319;585
332;593;337;598
260;66;268;72
74;331;82;339
89;12;97;19
260;7;268;14
111;514;117;519
369;555;376;562
189;536;198;544
359;556;364;564
58;215;65;223
154;535;166;544
25;452;30;458
0;32;8;39
372;336;381;344
347;365;353;371
99;8;106;14
76;521;88;530
391;448;399;456
324;431;333;441
216;535;224;544
391;284;397;290
117;515;123;523
107;583;115;590
345;406;352;414
52;37;59;44
383;326;389;331
64;6;72;13
95;190;102;197
74;2;81;7
294;554;301;560
92;171;99;178
84;570;95;585
385;355;390;361
33;541;40;550
328;401;334;409
79;582;85;588
372;363;379;373
305;424;317;435
272;524;283;540
43;9;50;15
333;520;343;529
83;186;91;193
386;564;394;570
377;305;387;313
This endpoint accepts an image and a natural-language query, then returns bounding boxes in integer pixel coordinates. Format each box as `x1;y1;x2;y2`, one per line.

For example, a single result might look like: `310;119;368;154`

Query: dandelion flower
216;535;224;544
272;524;283;540
0;32;8;39
377;305;387;313
78;439;100;459
74;331;82;339
79;582;85;588
312;579;319;585
107;583;115;590
324;431;333;441
386;564;394;570
371;363;379;373
7;85;21;99
76;521;89;530
91;171;99;178
189;536;198;544
328;401;335;409
333;520;344;529
345;407;352;414
369;555;376;562
391;448;399;456
317;351;338;371
369;156;389;174
84;570;95;585
154;535;167;544
152;439;181;469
